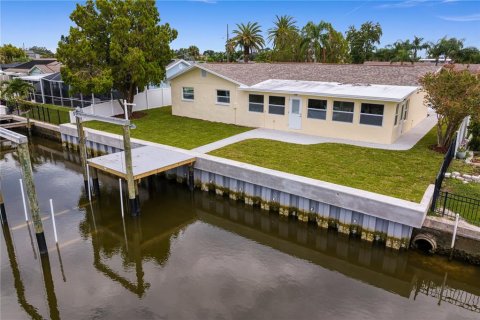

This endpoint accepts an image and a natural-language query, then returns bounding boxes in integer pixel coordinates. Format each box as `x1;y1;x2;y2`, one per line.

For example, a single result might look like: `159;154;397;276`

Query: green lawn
84;106;251;149
210;128;444;202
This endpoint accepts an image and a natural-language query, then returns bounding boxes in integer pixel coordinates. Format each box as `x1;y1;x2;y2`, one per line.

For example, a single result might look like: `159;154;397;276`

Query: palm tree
411;36;429;60
390;48;414;65
232;22;265;63
0;78;34;114
300;21;330;63
268;15;298;50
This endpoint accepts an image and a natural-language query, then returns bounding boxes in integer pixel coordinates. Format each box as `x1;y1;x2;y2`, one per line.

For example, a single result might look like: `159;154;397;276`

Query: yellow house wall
171;68;428;145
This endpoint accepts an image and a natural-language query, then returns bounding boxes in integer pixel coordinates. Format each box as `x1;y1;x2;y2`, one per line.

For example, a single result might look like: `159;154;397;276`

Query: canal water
1;136;479;320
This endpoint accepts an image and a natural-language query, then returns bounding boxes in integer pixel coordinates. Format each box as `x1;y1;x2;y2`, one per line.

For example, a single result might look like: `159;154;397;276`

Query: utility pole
226;24;230;63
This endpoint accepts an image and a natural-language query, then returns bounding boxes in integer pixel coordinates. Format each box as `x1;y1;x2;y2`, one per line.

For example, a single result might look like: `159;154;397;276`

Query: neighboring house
25;50;41;59
169;63;441;144
2;58;58;76
152;59;192;88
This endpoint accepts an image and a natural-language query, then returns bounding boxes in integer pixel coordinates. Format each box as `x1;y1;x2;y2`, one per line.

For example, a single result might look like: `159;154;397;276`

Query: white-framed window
182;87;194;101
332;101;354;123
394;104;400;126
307;99;327;120
268;96;285;115
403;100;409;120
248;94;264;113
360;103;384;126
216;90;230;104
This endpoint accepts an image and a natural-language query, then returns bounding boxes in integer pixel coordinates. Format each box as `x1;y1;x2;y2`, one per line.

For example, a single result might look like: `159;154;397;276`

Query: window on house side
307;99;327;120
268;96;285;115
394;104;400;126
332;101;354;123
216;90;230;104
360;103;384;126
182;87;194;100
249;94;264;113
403;100;409;120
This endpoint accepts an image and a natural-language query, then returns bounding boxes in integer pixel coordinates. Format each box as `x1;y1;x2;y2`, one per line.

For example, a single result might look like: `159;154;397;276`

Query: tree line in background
174;15;480;65
0;44;55;64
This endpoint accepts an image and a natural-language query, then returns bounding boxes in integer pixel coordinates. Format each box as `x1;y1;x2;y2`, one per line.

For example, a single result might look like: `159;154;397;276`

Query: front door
289;98;302;130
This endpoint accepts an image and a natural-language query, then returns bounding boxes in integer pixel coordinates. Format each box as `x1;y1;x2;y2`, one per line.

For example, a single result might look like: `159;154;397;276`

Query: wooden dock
87;145;196;180
0;116;28;129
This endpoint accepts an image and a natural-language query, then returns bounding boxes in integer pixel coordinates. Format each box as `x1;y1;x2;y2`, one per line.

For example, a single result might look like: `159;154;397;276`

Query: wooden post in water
91;167;100;196
122;124;139;216
75;116;89;192
26;111;31;136
17;142;48;255
0;177;6;224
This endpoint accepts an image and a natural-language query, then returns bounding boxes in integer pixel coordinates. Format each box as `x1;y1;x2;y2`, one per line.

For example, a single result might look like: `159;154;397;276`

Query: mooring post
122;124;139;216
91;167;100;196
0;178;7;224
17;142;48;255
75;116;89;192
26;111;31;136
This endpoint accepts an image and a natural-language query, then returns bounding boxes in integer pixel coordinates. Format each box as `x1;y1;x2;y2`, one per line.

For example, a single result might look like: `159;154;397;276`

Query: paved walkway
193;112;438;153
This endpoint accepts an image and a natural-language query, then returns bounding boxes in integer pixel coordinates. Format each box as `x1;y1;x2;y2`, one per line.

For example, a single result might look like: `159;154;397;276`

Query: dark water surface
1;136;479;320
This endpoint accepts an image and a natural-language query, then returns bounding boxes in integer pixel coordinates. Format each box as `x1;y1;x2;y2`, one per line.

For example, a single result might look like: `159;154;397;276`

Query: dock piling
17;142;48;255
19;179;29;221
122;124;139;216
75;116;89;192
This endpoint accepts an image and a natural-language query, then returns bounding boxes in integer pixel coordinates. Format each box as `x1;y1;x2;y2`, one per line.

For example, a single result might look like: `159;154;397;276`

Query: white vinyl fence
455;115;471;153
69;87;171;122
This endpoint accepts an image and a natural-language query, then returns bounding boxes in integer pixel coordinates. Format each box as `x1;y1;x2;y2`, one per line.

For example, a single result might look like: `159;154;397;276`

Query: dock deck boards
87;145;195;180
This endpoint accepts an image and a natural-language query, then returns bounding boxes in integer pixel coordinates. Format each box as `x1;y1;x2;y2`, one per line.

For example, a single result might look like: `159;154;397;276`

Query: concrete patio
193;111;438;154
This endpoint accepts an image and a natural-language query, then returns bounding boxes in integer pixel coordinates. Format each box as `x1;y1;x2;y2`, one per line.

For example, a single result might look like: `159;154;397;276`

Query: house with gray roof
169;63;441;144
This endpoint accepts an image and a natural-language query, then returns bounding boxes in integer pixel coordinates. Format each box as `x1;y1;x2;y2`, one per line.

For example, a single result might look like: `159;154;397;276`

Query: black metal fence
13;103;71;125
430;133;457;212
433;191;480;226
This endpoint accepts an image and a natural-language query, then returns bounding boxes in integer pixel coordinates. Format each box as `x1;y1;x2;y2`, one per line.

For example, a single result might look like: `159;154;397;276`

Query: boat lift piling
73;108;139;215
0;127;48;255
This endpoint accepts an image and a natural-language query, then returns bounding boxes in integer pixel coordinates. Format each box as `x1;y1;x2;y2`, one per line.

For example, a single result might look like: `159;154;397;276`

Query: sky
1;0;479;55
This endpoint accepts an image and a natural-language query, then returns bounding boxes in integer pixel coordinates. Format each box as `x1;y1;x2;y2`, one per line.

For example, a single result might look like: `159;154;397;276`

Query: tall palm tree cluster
373;36;480;65
175;15;479;65
230;16;351;63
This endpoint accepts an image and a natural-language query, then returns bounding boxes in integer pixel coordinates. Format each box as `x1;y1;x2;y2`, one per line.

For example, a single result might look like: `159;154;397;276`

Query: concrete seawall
59;123;435;250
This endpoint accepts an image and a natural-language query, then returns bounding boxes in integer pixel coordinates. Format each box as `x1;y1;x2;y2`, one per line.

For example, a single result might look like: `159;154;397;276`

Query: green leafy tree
268;15;299;62
28;46;55;58
390;48;414;65
456;47;480;64
420;66;480;149
57;0;177;116
0;78;34;113
0;44;28;64
346;21;382;64
232;22;265;63
373;46;396;61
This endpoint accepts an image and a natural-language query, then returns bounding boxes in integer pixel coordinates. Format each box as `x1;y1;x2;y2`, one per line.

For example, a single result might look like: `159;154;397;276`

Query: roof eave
238;87;418;103
167;64;246;86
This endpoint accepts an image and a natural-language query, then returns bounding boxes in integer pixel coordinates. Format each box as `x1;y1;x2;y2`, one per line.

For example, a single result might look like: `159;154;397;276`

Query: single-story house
170;63;441;144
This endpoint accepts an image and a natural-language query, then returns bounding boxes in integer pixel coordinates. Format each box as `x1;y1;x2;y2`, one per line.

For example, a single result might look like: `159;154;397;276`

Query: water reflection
1;135;479;319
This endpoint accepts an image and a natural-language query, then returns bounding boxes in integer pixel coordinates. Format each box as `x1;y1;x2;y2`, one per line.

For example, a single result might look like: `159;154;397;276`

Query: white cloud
377;0;429;9
439;13;480;21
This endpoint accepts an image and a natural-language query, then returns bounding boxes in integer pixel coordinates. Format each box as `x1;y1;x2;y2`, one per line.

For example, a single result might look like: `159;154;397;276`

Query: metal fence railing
433;191;480;226
13;103;71;125
430;133;457;212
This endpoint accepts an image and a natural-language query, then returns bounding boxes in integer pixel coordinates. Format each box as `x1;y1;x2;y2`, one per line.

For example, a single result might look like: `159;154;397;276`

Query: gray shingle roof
199;63;441;86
